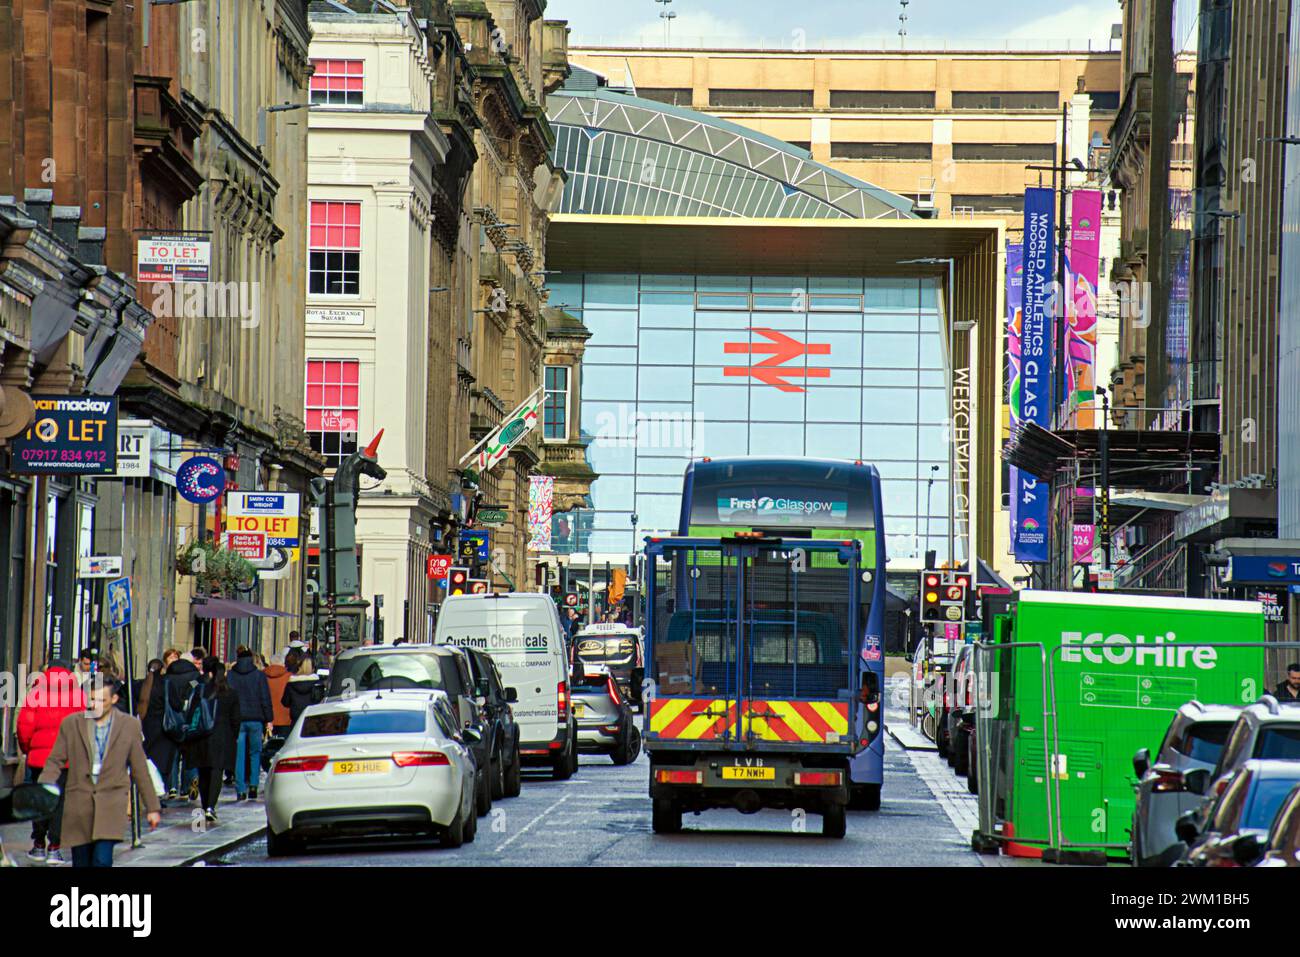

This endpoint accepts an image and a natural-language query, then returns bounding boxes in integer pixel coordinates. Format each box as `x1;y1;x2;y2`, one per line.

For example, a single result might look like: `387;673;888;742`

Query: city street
212;687;989;868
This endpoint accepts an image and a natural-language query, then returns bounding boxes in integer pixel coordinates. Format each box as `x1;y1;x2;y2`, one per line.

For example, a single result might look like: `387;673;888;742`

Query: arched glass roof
546;76;917;220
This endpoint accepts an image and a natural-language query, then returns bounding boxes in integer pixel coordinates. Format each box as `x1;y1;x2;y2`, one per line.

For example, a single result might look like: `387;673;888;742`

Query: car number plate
721;766;775;781
332;760;389;775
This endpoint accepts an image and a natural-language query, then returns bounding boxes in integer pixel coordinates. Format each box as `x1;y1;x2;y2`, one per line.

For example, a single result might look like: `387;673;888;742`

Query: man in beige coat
39;678;161;867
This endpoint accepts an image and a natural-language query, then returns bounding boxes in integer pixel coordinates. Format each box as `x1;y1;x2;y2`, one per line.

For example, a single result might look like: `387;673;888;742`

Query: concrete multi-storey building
565;46;1122;226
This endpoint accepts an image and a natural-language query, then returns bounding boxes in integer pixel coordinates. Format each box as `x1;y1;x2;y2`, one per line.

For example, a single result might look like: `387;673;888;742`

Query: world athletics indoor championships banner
1066;189;1102;429
1005;243;1024;552
1014;187;1055;564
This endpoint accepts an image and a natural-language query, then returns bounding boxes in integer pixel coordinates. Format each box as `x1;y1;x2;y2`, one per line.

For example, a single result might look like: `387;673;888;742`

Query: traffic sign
564;592;579;607
106;577;132;629
468;579;490;594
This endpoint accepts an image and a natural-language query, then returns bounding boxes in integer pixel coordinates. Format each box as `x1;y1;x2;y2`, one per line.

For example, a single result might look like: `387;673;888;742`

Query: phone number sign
11;396;118;475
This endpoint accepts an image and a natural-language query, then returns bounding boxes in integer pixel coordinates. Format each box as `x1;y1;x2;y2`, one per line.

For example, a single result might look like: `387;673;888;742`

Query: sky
545;0;1125;49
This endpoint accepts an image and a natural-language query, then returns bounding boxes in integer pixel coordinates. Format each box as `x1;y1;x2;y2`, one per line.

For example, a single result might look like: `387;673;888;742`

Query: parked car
1253;781;1300;867
264;691;480;856
1174;760;1300;867
326;644;494;816
447;643;523;799
1187;696;1300;813
435;592;580;780
572;667;640;764
573;622;645;707
1130;701;1242;867
945;643;976;776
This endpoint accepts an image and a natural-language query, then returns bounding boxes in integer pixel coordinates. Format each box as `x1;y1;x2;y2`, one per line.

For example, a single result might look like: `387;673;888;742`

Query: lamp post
257;102;314;151
1096;385;1112;571
925;464;939;564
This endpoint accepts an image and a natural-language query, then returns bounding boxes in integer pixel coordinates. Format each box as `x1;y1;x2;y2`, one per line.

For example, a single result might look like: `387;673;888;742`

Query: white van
435;592;578;779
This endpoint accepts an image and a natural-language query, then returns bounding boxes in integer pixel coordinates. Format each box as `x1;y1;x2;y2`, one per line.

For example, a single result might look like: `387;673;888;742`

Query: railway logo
723;327;830;392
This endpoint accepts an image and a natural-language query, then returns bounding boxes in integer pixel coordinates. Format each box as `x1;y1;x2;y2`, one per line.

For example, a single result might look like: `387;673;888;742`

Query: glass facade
553;273;953;561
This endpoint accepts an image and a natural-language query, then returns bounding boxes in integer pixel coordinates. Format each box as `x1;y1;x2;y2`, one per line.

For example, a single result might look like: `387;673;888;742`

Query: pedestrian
1275;663;1300;703
163;649;203;801
133;658;163;716
563;606;579;639
95;654;130;713
264;653;293;737
135;658;173;795
189;646;207;669
281;655;321;728
181;657;240;824
75;647;97;689
228;645;273;800
38;678;161;868
16;659;84;865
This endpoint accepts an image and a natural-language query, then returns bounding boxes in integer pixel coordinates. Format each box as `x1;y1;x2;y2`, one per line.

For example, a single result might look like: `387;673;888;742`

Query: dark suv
450;644;523;800
326;644;496;816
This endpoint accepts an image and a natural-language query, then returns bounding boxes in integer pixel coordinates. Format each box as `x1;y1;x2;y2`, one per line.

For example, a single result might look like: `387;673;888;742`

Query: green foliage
176;539;257;596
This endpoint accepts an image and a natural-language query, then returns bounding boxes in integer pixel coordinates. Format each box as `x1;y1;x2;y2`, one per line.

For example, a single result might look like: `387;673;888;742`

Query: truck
641;534;880;838
971;590;1266;863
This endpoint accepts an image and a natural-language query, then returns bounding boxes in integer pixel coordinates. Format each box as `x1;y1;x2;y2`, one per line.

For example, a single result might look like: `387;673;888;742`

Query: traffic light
448;566;470;596
921;570;943;621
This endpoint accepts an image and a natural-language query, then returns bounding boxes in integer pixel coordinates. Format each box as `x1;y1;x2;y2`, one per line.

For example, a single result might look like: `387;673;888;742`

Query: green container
980;590;1266;860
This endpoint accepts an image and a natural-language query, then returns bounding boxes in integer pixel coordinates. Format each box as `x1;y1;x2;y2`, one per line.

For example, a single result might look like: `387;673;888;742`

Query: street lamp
925;464;939;562
257;102;314;150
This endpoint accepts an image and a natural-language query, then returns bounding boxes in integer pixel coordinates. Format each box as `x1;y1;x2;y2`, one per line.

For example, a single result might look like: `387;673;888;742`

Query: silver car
572;667;640;765
265;690;480;856
1130;701;1240;867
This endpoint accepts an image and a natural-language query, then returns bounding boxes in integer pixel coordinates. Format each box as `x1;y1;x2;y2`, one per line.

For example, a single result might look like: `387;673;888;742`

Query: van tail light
655;769;702;784
558;681;569;721
392;751;450;767
1152;769;1185;793
793;771;842;787
274;755;329;773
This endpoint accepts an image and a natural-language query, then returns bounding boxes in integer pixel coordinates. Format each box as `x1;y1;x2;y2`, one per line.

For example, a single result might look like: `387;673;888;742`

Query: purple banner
1014;187;1055;564
1006;243;1024;553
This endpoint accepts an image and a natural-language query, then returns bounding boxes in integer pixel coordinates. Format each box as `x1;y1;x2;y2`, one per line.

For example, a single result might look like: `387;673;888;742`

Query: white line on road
495;794;570;853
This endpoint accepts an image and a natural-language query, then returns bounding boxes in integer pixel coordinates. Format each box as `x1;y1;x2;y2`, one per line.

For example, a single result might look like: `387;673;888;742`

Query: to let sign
12;396;117;475
137;236;210;283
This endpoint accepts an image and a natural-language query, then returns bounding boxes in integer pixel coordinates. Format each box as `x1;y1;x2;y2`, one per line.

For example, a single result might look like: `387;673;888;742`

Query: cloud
571;10;759;46
1005;1;1119;43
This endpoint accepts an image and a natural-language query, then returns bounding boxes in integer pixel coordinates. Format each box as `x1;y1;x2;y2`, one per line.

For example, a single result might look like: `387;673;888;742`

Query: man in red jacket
17;659;85;865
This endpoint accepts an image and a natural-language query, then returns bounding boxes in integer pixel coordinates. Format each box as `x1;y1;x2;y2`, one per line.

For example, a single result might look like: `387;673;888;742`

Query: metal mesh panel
650;543;854;702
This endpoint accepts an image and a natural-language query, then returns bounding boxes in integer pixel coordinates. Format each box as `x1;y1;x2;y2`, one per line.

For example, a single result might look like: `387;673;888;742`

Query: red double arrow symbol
723;327;831;393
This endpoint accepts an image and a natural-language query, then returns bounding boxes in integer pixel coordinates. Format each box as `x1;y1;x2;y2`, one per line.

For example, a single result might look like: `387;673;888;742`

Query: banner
1066;189;1102;428
1013;187;1055;564
459;387;544;473
225;491;302;563
527;475;554;552
1006;244;1024;553
1072;523;1096;565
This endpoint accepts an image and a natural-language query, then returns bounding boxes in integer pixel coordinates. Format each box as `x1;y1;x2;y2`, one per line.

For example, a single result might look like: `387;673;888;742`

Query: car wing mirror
1182;768;1210;796
462;726;483;743
1231;833;1263;867
505;687;518;703
1174;809;1201;845
1132;747;1151;778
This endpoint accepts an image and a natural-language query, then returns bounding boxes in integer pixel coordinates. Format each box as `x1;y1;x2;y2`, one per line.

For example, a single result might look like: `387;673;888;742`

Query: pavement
0;784;267;868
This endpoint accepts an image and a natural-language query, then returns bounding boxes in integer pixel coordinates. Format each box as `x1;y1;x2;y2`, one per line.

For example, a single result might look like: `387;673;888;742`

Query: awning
191;597;296;620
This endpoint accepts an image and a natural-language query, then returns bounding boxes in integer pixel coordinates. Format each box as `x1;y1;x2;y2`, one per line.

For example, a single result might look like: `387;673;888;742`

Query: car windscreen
328;654;445;696
1244;777;1300;830
300;710;426;737
1182;722;1233;763
1254;726;1300;760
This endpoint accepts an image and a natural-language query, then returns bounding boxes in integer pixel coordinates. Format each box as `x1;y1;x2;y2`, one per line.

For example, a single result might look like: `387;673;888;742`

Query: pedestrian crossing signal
448;566;470;596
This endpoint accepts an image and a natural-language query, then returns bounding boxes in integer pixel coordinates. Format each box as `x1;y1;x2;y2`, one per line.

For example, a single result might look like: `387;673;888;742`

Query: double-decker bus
676;456;887;809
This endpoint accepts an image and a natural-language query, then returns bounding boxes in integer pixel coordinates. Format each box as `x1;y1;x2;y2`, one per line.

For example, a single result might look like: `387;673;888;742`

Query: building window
637;87;692;107
951;91;1060;110
306;359;360;468
950;194;1026;213
829;90;936;110
309;200;361;296
544;365;570;441
709;89;814;109
832;142;933;160
1089;91;1121;111
951;143;1056;162
310;59;364;106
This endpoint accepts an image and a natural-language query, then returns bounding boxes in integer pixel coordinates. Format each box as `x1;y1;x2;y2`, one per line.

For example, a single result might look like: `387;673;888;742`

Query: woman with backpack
181;657;240;824
281;655;321;729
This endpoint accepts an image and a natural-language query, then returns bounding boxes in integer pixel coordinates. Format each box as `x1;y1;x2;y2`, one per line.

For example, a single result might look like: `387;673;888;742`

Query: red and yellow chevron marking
649;698;849;743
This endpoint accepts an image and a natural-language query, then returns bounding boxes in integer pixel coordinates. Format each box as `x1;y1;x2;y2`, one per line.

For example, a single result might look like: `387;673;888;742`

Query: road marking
495;794;569;853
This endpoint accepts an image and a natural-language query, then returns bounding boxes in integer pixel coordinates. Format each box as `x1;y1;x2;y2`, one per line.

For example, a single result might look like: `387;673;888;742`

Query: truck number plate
721;767;775;781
